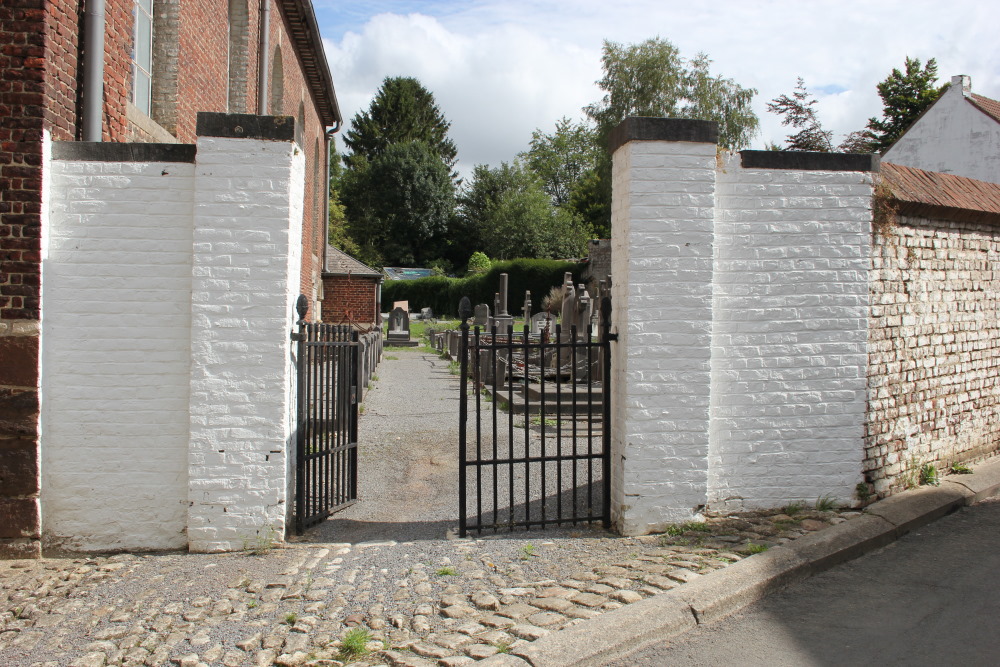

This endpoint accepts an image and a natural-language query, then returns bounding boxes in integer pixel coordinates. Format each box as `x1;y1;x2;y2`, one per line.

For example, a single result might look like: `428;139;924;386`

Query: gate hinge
606;333;619;342
290;332;304;342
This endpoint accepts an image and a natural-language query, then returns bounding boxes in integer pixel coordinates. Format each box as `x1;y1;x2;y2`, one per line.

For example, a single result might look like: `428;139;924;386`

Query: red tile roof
969;93;1000;124
881;162;1000;223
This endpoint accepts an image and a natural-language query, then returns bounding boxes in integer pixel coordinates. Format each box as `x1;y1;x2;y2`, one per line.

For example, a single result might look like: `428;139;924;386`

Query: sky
313;0;1000;178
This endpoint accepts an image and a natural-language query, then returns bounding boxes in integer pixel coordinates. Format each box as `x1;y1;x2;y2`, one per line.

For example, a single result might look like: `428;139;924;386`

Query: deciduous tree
458;162;589;261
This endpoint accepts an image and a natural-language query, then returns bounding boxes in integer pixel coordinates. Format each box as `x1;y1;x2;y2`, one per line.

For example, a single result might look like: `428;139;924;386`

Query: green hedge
381;259;584;318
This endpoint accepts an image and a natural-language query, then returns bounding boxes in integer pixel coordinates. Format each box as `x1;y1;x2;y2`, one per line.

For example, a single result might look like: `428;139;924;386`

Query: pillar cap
609;117;718;154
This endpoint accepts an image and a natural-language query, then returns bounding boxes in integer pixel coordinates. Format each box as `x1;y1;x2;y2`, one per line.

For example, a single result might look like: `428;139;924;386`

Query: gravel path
303;345;462;544
0;343;863;667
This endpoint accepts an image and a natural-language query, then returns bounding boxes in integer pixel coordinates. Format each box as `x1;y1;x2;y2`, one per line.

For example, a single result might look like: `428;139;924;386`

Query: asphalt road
614;492;1000;667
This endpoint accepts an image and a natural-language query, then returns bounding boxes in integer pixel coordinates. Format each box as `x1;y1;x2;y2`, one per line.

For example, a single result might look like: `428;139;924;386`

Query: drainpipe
256;0;270;114
82;0;106;141
322;122;342;316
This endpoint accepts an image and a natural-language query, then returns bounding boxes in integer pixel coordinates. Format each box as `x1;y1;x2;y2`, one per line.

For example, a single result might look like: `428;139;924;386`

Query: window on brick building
131;0;155;115
269;48;284;115
227;0;249;113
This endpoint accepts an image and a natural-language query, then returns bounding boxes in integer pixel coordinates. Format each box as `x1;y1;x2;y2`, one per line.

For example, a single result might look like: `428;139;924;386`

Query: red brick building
1;0;341;557
321;245;382;328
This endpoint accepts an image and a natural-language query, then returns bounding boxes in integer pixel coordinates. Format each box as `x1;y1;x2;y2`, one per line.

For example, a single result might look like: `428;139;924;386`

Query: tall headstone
493;273;514;333
560;273;576;337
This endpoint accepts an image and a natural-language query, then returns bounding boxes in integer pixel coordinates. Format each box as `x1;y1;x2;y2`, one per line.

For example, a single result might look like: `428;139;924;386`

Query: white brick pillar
608;118;720;534
187;114;304;552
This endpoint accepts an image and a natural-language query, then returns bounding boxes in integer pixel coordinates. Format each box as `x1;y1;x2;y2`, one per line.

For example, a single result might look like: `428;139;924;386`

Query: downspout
323;122;342;317
256;0;270;114
82;0;106;141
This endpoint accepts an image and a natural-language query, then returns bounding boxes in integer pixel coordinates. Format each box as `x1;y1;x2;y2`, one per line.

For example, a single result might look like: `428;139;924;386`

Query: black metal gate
458;296;614;536
293;296;359;535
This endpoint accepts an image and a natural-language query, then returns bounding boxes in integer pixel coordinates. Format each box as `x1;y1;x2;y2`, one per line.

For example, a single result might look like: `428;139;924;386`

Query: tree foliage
341;141;455;267
863;57;944;152
767;78;833;152
570;37;759;237
343;76;459;178
458;161;589;261
521;117;601;207
584;37;759;149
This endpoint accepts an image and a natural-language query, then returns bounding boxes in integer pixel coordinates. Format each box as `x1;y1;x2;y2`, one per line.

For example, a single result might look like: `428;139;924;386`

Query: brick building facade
1;0;341;557
321;246;382;328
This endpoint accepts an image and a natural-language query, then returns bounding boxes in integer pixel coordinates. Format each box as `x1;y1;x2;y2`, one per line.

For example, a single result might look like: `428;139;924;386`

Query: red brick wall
35;0;329;310
321;276;380;326
0;0;44;558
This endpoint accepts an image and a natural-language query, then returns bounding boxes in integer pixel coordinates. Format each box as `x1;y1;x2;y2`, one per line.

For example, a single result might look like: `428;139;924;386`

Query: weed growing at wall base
242;525;278;555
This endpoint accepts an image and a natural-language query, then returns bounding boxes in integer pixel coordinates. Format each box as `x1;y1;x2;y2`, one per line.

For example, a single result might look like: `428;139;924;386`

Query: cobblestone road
1;345;860;667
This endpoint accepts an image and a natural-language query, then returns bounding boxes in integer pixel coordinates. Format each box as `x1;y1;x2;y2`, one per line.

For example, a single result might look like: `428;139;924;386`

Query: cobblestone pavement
0;508;859;667
1;344;862;666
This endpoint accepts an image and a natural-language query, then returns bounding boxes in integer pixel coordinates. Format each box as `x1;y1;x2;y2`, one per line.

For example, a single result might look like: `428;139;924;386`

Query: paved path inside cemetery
2;341;991;667
613;491;1000;667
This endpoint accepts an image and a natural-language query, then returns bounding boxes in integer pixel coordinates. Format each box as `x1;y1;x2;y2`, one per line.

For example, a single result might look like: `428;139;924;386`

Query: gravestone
492;273;515;333
420;307;434;321
386;307;419;347
531;312;556;336
473;303;490;328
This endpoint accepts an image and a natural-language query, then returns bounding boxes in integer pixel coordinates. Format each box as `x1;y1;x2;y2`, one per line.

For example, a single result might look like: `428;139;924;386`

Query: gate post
600;295;614;529
293;294;308;536
457;296;472;538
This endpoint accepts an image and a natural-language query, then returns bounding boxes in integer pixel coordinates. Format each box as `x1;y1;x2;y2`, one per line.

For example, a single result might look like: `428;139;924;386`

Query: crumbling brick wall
866;215;1000;496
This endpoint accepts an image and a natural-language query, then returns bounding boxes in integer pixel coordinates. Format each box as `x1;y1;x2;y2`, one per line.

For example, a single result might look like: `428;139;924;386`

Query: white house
883;75;1000;184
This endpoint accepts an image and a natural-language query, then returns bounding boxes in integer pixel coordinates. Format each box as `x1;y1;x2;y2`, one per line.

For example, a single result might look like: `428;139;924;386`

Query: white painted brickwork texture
41;159;195;552
866;215;1000;495
710;155;871;509
611;137;874;533
610;140;718;534
188;137;303;552
41;136;302;553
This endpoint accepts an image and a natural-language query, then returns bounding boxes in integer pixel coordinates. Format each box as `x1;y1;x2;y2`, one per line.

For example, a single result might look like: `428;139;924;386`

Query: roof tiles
969;93;1000;124
324;246;381;277
881;162;1000;223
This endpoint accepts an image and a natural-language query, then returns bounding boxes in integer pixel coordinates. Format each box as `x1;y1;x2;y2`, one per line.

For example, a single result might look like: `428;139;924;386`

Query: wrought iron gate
457;296;614;536
293;296;359;534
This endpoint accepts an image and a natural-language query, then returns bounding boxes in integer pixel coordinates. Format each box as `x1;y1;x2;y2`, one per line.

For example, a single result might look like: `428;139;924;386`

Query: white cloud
322;0;1000;170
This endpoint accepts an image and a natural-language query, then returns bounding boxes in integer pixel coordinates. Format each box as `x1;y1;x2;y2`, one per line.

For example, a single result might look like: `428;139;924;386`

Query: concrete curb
481;457;1000;667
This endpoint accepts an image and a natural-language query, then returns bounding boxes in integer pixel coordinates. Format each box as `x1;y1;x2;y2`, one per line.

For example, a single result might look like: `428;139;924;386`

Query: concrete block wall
41;143;197;552
866;215;1000;495
609;118;877;534
40;114;304;553
710;152;873;509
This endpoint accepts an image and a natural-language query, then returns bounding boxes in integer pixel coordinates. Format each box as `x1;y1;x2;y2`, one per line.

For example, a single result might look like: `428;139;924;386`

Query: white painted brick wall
41;157;195;552
709;153;871;509
610;139;718;534
187;137;303;552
